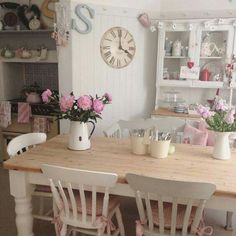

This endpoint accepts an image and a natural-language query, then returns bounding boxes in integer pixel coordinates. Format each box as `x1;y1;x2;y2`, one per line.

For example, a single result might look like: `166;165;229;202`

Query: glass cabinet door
195;24;235;83
156;22;198;87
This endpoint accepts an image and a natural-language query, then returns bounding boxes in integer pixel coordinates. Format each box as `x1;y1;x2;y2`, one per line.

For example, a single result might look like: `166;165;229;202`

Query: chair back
103;122;122;138
7;133;47;157
126;174;216;236
41;164;118;226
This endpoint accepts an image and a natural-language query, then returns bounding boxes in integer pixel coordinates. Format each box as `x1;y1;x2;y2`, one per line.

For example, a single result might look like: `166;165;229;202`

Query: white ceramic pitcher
68;121;95;151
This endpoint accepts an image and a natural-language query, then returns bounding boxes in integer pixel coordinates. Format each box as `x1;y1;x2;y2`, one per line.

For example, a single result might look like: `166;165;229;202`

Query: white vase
68;121;95;151
213;132;231;160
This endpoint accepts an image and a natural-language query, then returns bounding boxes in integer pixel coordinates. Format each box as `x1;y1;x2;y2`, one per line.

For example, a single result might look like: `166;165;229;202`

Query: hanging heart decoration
187;61;194;69
17;4;41;29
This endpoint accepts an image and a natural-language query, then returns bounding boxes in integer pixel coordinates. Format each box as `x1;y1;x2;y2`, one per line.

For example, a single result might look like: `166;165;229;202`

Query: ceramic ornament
53;3;70;46
187;61;194;69
137;13;156;32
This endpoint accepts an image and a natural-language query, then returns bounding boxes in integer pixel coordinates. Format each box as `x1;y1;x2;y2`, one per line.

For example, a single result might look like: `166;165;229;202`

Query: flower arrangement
197;97;236;132
41;89;112;123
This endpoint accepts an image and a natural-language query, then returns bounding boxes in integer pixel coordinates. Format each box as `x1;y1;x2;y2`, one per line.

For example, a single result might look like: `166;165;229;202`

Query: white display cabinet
155;18;236;108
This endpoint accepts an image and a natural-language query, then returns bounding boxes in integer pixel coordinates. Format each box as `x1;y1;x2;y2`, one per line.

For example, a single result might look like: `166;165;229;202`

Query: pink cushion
151;202;196;229
35;185;51;193
183;124;208;146
72;191;119;216
198;121;216;146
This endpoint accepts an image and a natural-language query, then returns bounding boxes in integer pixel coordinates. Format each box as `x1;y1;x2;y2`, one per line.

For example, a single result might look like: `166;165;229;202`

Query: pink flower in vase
214;98;228;111
77;95;92;110
197;105;212;119
41;89;52;103
93;99;104;113
103;93;112;103
224;109;235;125
60;95;74;112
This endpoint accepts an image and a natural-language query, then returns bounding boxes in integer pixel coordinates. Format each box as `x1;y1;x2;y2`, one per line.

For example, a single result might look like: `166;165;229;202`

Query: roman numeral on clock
103;46;110;50
128;39;133;44
104;51;111;59
127;53;133;60
109;56;115;65
110;31;116;38
117;59;121;67
118;29;122;38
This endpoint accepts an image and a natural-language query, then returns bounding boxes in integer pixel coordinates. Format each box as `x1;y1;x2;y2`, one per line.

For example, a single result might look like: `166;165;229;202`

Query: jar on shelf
163;68;170;80
172;40;182;57
165;38;173;56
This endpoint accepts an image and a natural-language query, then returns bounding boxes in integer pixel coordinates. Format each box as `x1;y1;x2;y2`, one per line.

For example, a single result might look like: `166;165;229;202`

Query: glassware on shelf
163;90;180;103
163;68;170;80
165;38;173;56
172;40;182;57
181;46;188;57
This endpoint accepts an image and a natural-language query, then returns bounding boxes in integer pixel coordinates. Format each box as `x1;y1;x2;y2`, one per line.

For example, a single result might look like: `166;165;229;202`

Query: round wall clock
100;26;136;69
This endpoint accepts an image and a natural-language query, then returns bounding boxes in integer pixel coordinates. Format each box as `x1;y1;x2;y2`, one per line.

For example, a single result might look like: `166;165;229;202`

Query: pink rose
42;89;52;103
77;95;92;110
93;99;104;113
60;95;74;112
103;92;112;103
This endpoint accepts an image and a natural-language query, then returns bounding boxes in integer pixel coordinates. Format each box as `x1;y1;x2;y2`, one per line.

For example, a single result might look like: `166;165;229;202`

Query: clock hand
122;48;132;57
118;33;122;50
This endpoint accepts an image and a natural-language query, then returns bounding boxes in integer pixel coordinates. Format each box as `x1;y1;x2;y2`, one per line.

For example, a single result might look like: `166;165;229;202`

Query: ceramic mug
150;139;171;159
131;136;148;155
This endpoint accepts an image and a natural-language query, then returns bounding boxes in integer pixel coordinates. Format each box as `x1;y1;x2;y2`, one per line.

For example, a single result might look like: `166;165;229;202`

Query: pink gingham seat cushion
72;191;120;216
151;202;196;229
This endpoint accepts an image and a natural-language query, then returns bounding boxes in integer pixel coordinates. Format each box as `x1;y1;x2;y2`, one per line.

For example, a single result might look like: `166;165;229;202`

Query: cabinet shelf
200;57;223;60
0;51;57;64
159;79;224;88
164;56;188;59
0;29;53;34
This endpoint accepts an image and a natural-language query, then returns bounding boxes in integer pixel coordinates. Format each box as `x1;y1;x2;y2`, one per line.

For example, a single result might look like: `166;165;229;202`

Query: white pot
213;132;231;160
68;121;95;151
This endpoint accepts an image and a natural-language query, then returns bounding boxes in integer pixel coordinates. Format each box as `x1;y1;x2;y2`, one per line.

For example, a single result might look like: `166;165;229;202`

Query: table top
151;107;200;119
4;135;236;198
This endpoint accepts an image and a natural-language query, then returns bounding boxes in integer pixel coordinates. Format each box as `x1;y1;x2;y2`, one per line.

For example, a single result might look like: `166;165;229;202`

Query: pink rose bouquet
41;90;112;123
197;97;236;132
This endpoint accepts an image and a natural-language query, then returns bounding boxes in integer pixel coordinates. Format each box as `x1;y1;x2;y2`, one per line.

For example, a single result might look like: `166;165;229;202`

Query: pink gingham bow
196;220;213;236
94;216;116;235
136;220;147;236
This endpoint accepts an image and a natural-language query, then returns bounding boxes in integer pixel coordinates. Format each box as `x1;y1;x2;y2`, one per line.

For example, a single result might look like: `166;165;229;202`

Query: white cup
131;136;148;155
150;139;171;159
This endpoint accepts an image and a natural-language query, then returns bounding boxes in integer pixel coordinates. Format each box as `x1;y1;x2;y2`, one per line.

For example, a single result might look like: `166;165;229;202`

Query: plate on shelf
3;12;17;29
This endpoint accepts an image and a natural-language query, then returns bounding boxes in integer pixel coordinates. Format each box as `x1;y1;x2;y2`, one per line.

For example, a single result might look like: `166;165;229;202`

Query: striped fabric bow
196;219;213;236
136;220;147;236
94;216;116;235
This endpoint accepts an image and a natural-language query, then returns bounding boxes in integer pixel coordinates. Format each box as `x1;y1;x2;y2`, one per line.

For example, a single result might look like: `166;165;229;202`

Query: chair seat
73;191;120;216
151;202;196;230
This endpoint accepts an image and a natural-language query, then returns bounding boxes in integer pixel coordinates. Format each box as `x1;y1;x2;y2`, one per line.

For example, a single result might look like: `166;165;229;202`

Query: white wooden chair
103;118;187;142
7;132;53;221
126;173;216;236
41;164;125;236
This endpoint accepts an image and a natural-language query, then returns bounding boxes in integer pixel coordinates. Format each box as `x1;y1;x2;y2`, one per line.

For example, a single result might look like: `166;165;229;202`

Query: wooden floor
0;165;235;236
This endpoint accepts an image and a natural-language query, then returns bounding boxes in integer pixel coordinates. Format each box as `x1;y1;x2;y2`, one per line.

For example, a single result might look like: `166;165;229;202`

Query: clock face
100;27;136;69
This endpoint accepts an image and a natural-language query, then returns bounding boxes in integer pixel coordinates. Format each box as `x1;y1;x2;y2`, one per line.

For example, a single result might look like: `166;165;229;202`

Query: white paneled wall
69;3;158;135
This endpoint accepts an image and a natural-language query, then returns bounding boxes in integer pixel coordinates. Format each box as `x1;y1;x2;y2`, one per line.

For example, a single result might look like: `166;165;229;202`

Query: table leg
9;170;35;236
225;211;233;231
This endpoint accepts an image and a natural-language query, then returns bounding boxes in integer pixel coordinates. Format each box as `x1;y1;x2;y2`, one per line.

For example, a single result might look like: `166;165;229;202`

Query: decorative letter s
72;4;95;34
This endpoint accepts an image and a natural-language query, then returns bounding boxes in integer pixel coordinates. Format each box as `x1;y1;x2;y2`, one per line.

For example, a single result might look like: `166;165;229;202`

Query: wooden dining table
3;134;236;236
